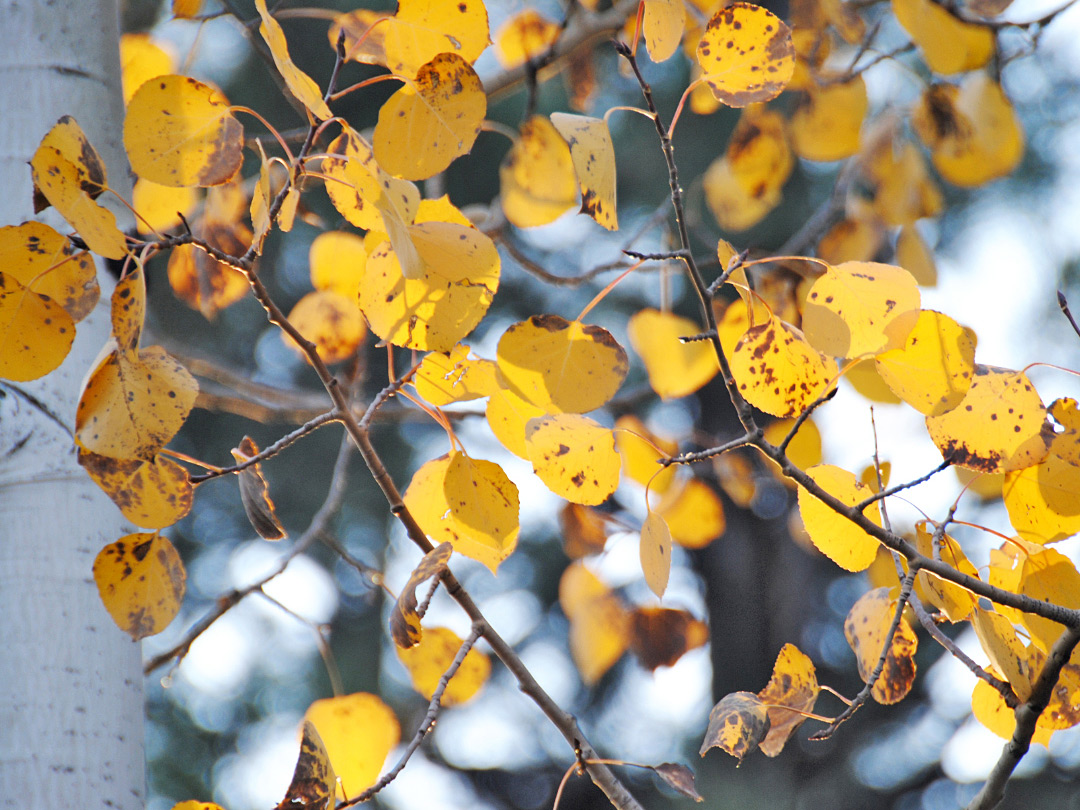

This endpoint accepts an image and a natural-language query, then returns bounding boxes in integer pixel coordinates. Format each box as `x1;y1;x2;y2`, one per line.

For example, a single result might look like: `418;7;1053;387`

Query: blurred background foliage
121;0;1080;807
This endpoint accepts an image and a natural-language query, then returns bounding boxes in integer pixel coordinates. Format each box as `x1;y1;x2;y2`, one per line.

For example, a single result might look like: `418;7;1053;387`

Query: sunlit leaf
844;587;917;704
133;178;199;236
731;316;837;417
699;691;771;763
331;0;490;78
640;511;673;598
396;626;490;706
559;562;629;683
525;414;621;505
802;261;921;359
893;0;994;74
120;33;176;105
414;343;499;405
875;310;975;416
321;126;421;233
865;137;943;227
0;221;98;321
359;222;500;351
0;272;75;381
303;695;399;800
627;309;720;399
656;479;726;548
403;453;519;573
628;607;709;670
797;464;882;572
389;542;453;648
757;643;819;756
286;290;367;364
1004;398;1080;544
913;521;978;622
500;116;578;228
125;75;243;187
970;606;1032;700
1000;543;1080;653
486;386;546;459
79;449;193;530
925;365;1049;473
494;9;560;68
496;315;628;413
695;3;794;107
255;0;332;120
166;224;250;319
789;76;867;162
643;0;685;62
374;53;486;181
972;676;1053;746
93;533;185;640
230;436;286;541
614;414;678;494
550;113;618;230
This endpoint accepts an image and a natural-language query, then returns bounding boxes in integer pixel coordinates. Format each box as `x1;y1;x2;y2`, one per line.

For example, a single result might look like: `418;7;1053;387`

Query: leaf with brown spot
695;3;794;107
844;587;918;705
93;533;186;640
79;448;193;530
275;720;337;810
550;113;618;230
0;221;98;321
525;414;621;505
389;541;453;649
494;9;560;68
757;643;819;756
699;691;771;763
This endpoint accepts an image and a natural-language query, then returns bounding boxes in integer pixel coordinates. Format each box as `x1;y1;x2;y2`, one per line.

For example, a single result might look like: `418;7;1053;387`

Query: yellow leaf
93;533;185;639
703;107;793;232
76;268;197;458
494;10;560;68
731;316;838;417
817;217;885;265
797;464;882;572
895;225;938;286
699;692;771;762
913;521;978;622
331;0;490;78
844;357;903;404
627;309;720;399
757;643;819;757
762;417;822;472
500;116;578;228
526;414;621;505
414;344;499;405
30;141;127;260
322;126;421;232
628;607;709;670
172;803;225;810
559;502;609;558
308;231;367;298
789;76;867;162
865;138;943;227
892;0;994;75
802;261;921;359
124;75;244;187
640;511;673;598
396;626;490;705
31;116;110;206
231;436;287;541
486;387;546;458
255;0;332;119
374;53;486;181
972;677;1054;745
0;272;75;382
1011;545;1080;653
875;310;975;416
166;228;250;319
957;466;1005;500
926;365;1050;473
657;479;726;548
359;222;499;351
971;606;1032;699
844;587;917;704
560;563;629;683
496;315;628;413
79;449;193;530
695;3;794;107
644;0;685;62
390;542;453;648
614;414;678;493
550;113;618;230
303;695;399;800
0;221;98;321
133;178;198;236
912;75;1023;188
120;34;176;105
404;453;519;573
285;290;366;364
276;720;336;810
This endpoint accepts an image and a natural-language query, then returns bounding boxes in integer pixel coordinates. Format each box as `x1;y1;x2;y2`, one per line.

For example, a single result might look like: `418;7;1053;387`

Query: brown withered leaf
390;542;453;648
652;762;704;802
231;436;286;541
700;691;771;764
628;607;709;671
559;502;608;558
275;720;336;810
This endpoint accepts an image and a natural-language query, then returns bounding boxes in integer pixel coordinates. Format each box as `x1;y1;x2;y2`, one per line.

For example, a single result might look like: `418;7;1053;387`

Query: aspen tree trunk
0;1;145;807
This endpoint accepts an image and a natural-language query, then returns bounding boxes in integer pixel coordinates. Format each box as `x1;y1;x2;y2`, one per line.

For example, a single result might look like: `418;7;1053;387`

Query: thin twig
1059;291;1080;341
854;460;952;510
663;433;753;467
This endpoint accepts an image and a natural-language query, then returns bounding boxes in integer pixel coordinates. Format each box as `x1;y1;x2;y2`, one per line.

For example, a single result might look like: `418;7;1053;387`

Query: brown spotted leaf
550;113;617;230
757;643;819;756
79;449;193;530
844;587;918;705
93;533;186;640
275;720;336;810
699;691;771;763
695;3;794;107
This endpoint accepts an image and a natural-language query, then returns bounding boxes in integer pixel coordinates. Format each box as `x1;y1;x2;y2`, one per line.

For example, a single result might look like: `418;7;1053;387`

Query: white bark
0;0;144;807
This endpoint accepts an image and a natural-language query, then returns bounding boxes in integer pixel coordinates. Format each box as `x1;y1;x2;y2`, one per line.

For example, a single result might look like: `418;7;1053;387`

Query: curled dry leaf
390;542;453;648
303;694;399;799
628;607;709;670
699;691;771;764
275;720;336;810
652;762;704;802
231;436;286;541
